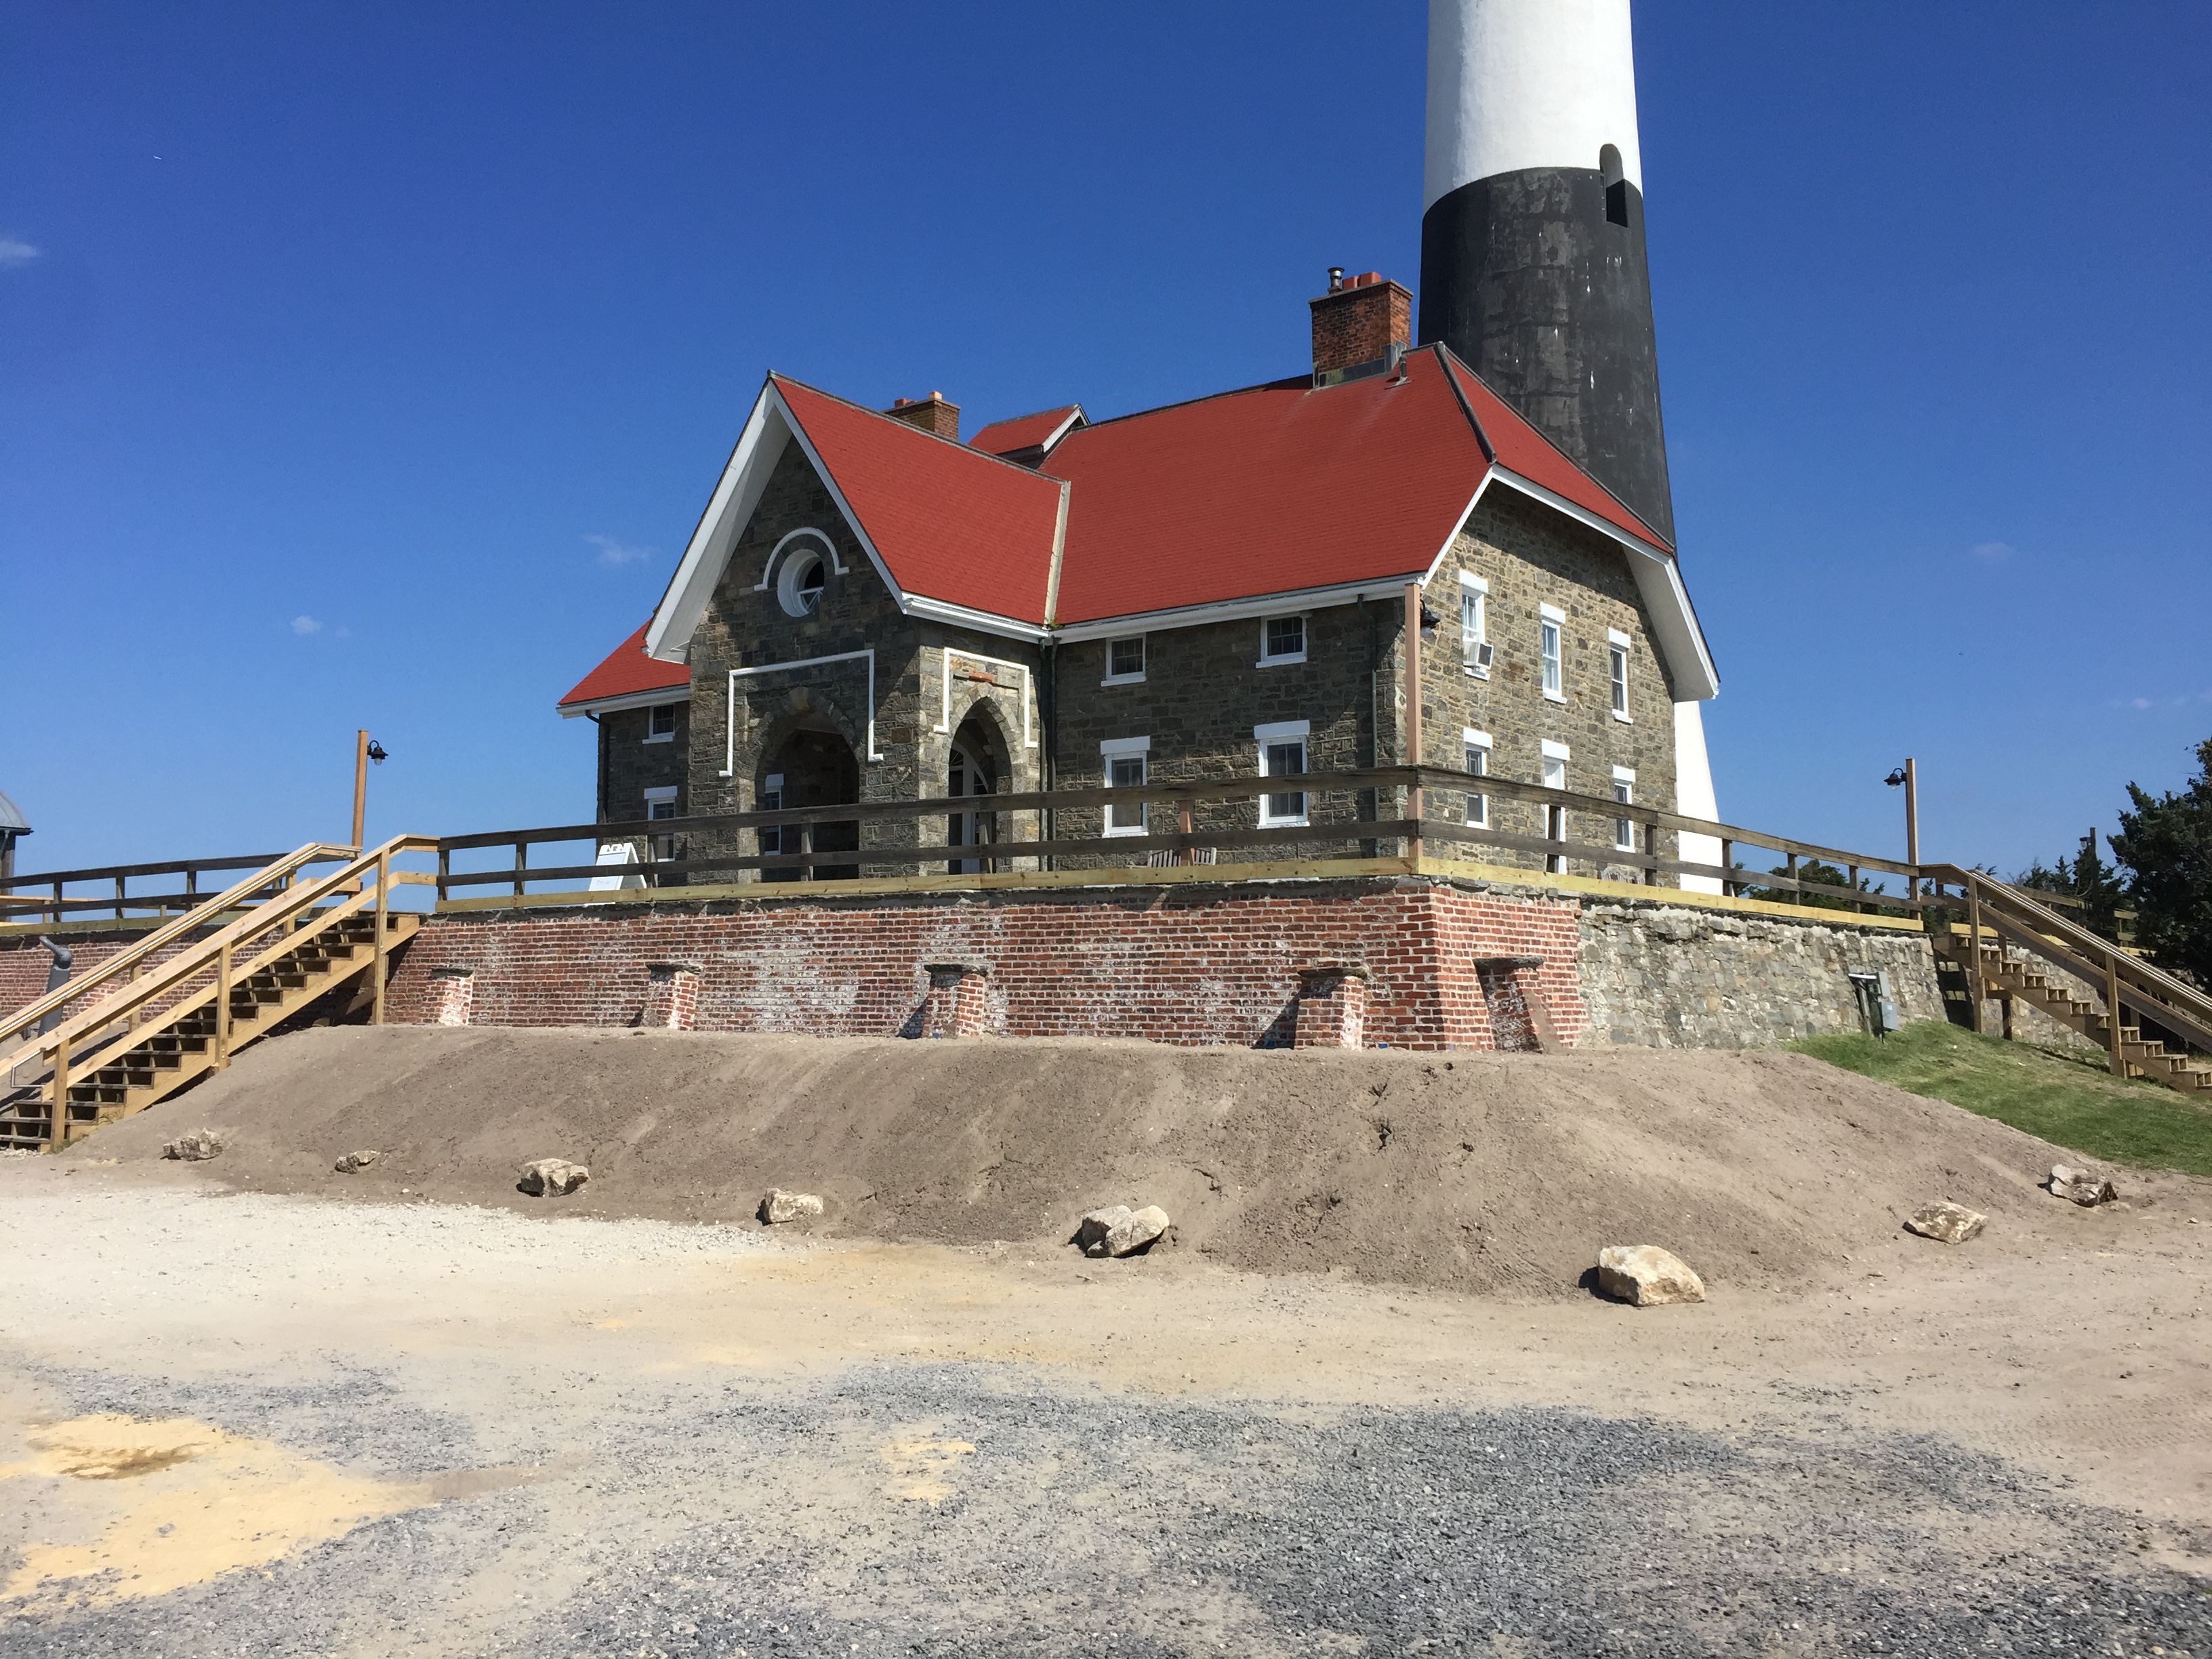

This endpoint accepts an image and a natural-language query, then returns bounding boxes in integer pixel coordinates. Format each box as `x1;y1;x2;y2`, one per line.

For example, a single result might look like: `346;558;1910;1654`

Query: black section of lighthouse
1416;0;1674;545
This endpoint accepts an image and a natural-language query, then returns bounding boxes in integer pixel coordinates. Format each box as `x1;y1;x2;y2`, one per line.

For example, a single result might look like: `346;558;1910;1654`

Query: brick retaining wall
381;878;1589;1052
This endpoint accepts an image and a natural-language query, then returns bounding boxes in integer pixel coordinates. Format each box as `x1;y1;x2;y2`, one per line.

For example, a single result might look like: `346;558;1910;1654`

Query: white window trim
1606;628;1632;647
931;647;1038;747
1102;636;1147;687
1462;727;1492;828
1541;739;1572;761
721;651;882;774
1607;631;1632;722
1255;719;1311;826
1101;736;1151;836
643;785;679;804
1256;613;1309;668
643;703;678;743
1459;572;1490;679
1539;606;1566;704
1611;767;1636;851
752;526;848;592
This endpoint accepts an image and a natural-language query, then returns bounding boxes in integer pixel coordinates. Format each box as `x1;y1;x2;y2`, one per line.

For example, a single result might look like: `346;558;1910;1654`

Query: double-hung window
1607;629;1631;720
1101;737;1150;835
1540;740;1570;874
1463;729;1491;828
644;785;679;862
1255;720;1310;826
646;703;678;742
1612;766;1636;851
1105;637;1146;684
1460;573;1490;676
1539;604;1565;701
1258;614;1307;666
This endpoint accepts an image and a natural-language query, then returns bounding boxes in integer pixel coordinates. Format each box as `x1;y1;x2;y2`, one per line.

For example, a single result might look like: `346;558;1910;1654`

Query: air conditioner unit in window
1472;642;1494;670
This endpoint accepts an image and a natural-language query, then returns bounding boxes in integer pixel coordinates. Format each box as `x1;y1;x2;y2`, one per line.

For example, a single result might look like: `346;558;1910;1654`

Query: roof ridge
1432;345;1673;552
771;373;1065;485
1048;373;1315;444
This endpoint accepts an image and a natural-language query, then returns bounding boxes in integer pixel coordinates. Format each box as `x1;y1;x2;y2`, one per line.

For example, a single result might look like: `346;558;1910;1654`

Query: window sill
1101;674;1146;687
1256;654;1307;669
1612;712;1633;724
642;733;676;744
1258;817;1311;830
1462;665;1489;679
1102;825;1149;838
1542;691;1568;705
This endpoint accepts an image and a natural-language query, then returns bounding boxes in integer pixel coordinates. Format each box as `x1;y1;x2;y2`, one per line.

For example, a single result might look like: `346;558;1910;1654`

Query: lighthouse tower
1419;0;1672;545
1420;0;1721;869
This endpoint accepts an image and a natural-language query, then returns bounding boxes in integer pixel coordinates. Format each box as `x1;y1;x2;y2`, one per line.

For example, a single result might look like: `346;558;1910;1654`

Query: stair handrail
1921;863;2212;1056
1;835;435;1076
3;844;354;1046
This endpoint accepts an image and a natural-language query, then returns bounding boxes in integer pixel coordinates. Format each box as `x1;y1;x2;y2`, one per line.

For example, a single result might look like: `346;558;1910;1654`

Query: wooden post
1964;878;1985;1035
113;874;125;920
49;1030;70;1152
436;845;450;905
1847;863;1860;915
1177;796;1195;866
1719;838;1734;898
372;848;390;1026
512;839;527;899
1904;756;1921;902
1642;820;1658;885
2105;949;2126;1078
2000;993;2015;1042
1786;852;1799;903
213;941;233;1071
1403;582;1423;863
352;729;370;851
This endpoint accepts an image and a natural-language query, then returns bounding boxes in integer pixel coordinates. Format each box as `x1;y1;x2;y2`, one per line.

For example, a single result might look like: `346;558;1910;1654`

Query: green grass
1790;1019;2212;1177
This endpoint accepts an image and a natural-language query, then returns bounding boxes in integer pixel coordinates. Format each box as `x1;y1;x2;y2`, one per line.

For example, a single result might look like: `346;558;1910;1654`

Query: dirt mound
73;1026;2177;1298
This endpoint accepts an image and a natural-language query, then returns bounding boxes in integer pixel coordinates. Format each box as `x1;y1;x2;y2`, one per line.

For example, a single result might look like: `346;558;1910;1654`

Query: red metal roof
1439;352;1671;552
775;377;1065;624
969;405;1083;457
1044;351;1496;624
559;621;691;710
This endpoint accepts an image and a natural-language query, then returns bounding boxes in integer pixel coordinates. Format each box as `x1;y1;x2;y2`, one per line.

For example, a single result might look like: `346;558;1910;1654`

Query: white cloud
587;533;653;567
2115;689;2212;711
291;615;322;636
0;237;39;269
1971;540;2014;564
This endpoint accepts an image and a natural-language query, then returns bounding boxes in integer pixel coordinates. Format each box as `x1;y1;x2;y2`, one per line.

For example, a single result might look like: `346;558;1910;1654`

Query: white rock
759;1189;824;1224
516;1158;588;1197
1595;1244;1706;1306
333;1150;382;1174
162;1130;224;1162
2049;1165;2116;1206
1905;1200;1986;1243
1078;1204;1171;1258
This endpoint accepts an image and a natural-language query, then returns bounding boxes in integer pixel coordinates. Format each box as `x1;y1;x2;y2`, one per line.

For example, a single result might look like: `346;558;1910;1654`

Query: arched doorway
758;720;859;882
947;711;1004;874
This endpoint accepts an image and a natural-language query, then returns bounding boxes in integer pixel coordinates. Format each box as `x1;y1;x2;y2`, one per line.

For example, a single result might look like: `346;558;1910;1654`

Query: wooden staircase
1;837;434;1150
1922;863;2212;1099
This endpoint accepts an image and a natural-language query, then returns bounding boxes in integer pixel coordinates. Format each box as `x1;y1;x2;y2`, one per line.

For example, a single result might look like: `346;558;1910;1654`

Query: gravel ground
3;1167;2208;1656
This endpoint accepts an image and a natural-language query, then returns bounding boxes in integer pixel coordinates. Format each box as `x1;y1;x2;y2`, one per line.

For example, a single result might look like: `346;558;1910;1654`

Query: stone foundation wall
1574;895;1946;1049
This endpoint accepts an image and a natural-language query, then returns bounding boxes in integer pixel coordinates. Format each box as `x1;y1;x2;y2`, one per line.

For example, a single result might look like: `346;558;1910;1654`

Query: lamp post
351;732;390;851
1885;758;1919;895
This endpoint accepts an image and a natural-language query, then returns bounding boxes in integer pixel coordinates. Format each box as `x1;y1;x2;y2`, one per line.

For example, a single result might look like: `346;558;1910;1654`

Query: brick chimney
1309;269;1412;383
885;391;960;441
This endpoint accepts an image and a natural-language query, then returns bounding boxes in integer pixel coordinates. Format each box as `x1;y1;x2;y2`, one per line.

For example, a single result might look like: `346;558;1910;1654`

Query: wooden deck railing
0;850;346;925
430;765;1938;915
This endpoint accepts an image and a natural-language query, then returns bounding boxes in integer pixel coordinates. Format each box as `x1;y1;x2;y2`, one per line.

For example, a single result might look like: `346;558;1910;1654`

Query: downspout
1357;595;1380;842
1040;635;1059;870
586;712;607;825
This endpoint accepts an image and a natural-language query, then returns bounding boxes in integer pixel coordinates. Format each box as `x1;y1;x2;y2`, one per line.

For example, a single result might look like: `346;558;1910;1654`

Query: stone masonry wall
1575;895;1946;1048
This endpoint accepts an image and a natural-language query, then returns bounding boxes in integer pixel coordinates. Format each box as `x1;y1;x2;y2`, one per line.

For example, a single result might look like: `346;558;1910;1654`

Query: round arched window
776;544;828;617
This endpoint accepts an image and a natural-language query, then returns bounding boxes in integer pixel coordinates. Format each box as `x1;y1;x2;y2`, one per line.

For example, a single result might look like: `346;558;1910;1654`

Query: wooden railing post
512;840;527;899
372;848;390;1027
1177;797;1195;866
1719;838;1734;898
49;1031;70;1152
213;941;233;1071
1643;820;1658;886
2105;949;2126;1078
1963;878;1985;1035
437;845;450;905
114;874;125;920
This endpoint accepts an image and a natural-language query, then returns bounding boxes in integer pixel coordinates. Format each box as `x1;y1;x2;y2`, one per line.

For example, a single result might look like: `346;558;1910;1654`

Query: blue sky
5;1;2208;878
